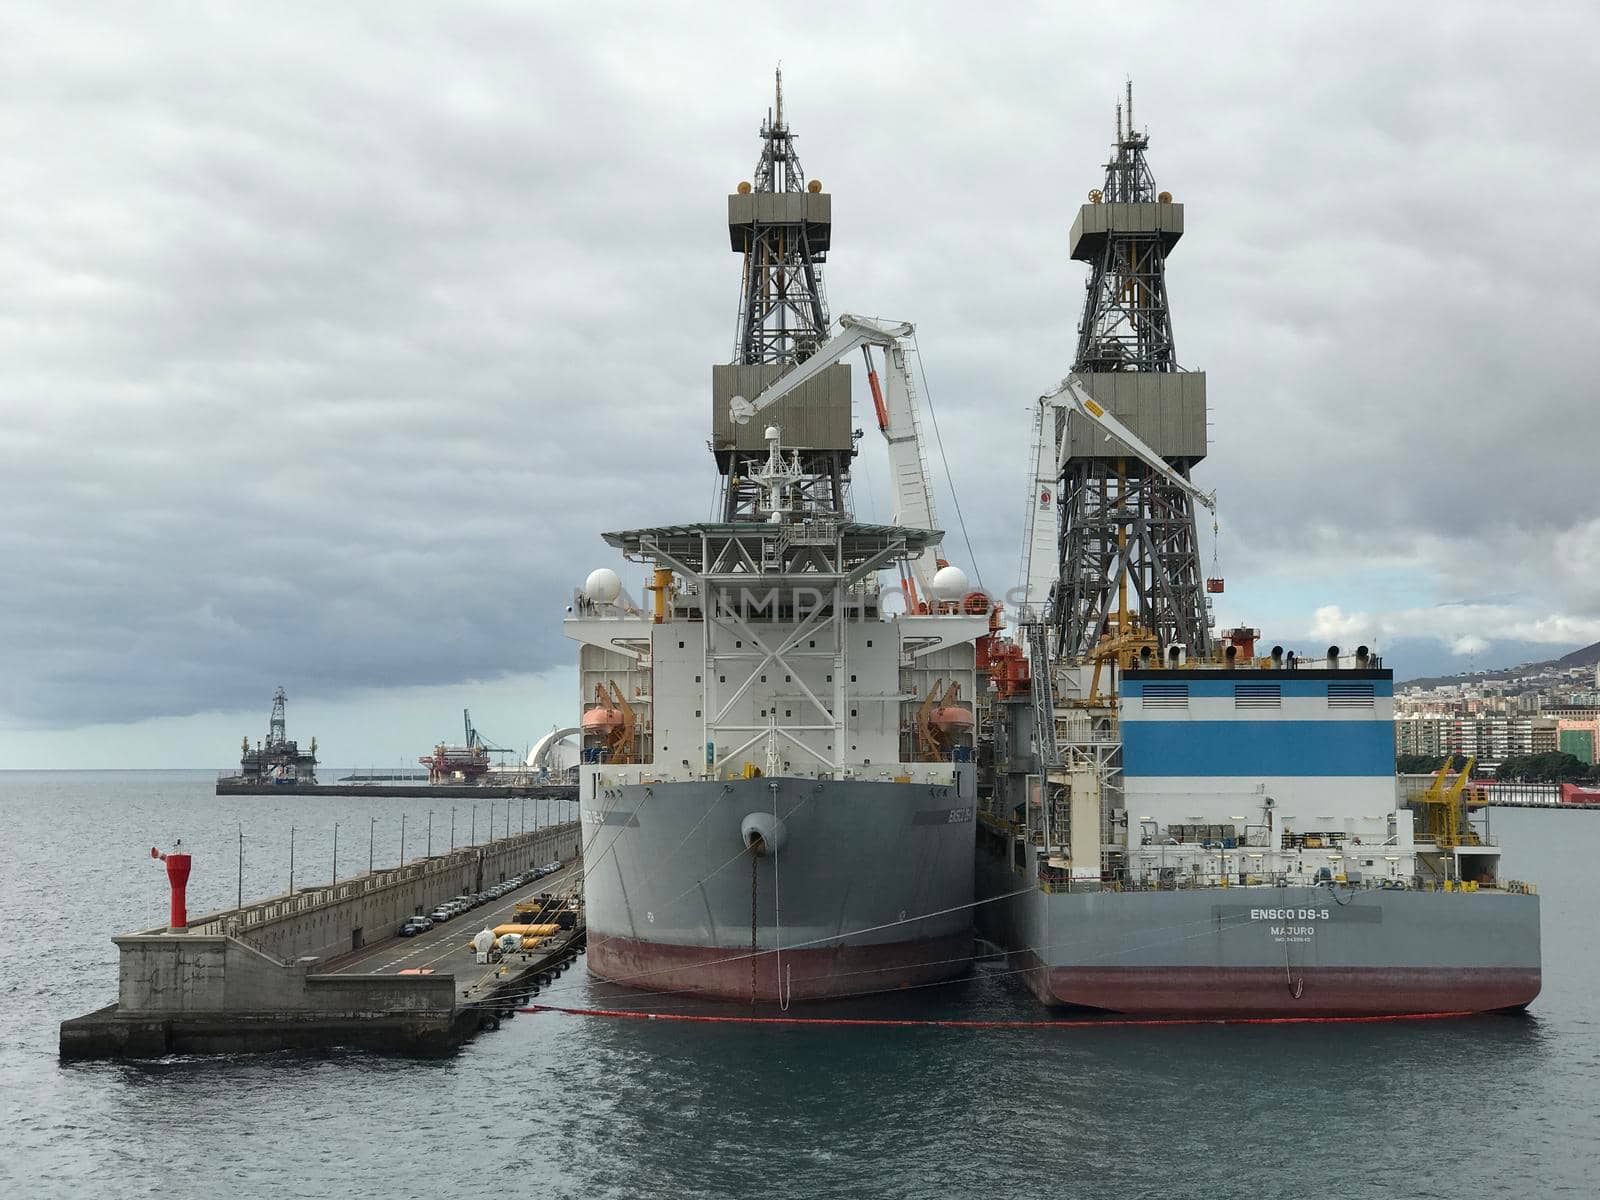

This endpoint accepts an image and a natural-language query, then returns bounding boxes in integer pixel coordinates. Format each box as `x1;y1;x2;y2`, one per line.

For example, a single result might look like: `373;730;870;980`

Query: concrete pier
215;779;579;799
60;822;584;1059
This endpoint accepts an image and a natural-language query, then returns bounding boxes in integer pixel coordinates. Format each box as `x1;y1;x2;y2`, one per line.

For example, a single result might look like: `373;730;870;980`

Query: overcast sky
3;2;1597;768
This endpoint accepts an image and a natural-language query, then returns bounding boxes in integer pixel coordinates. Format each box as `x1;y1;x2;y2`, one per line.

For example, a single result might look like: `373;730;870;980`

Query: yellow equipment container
492;923;560;939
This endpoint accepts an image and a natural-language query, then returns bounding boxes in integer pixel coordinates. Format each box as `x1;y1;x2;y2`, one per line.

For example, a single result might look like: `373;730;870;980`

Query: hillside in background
1398;638;1600;689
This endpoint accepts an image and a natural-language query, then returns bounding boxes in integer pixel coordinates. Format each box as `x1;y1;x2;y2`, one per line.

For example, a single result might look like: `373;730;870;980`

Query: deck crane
1020;373;1217;619
1019;374;1219;701
730;313;955;612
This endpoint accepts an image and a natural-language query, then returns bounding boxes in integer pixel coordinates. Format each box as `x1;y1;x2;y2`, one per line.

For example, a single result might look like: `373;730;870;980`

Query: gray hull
583;774;977;1001
977;834;1541;1016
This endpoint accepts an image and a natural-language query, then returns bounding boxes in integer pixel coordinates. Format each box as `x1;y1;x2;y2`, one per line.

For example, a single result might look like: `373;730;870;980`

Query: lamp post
471;805;477;846
289;825;295;894
451;806;456;851
427;810;433;858
332;822;339;885
237;825;244;911
521;797;527;833
400;814;406;867
369;817;376;875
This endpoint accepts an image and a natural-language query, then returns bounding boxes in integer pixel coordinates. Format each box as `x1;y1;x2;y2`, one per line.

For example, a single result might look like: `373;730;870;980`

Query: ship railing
177;823;580;938
1044;869;1527;895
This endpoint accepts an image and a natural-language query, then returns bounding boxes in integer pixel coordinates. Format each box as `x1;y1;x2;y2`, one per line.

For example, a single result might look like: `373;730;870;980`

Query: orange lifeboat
582;706;624;734
930;706;974;735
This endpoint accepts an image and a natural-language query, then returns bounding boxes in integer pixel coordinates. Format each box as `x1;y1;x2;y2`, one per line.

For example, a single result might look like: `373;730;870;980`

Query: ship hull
589;929;976;1003
977;834;1541;1017
583;774;976;1002
1008;953;1540;1016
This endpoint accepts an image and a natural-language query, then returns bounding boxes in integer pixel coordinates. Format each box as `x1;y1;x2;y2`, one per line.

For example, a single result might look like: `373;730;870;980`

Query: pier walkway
326;859;583;1006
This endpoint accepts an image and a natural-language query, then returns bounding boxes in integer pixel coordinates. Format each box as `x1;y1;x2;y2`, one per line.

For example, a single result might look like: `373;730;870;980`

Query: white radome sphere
583;567;622;603
931;565;970;601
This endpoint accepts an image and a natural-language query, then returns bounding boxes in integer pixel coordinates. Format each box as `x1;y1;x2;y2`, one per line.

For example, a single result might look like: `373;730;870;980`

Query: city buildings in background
1395;651;1600;769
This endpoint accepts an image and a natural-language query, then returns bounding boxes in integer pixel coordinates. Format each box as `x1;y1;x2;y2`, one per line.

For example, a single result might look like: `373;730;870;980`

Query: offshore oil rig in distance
226;688;318;788
217;696;576;800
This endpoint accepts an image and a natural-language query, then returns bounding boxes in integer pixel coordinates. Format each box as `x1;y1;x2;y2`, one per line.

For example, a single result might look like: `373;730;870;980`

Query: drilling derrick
1053;85;1212;659
712;70;853;521
267;686;288;749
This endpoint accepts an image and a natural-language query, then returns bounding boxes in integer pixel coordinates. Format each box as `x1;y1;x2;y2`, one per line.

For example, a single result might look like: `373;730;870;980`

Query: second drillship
974;88;1540;1017
566;75;987;1002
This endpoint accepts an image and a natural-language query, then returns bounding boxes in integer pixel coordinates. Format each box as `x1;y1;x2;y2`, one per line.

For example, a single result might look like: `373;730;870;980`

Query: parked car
399;917;432;936
429;908;452;923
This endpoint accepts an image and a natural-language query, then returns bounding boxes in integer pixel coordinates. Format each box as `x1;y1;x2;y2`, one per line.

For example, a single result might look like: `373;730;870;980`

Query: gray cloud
3;1;1598;731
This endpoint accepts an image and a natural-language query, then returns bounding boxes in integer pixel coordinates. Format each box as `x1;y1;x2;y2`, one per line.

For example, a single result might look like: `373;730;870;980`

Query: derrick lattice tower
1053;84;1212;658
713;70;853;521
267;686;288;749
734;67;829;365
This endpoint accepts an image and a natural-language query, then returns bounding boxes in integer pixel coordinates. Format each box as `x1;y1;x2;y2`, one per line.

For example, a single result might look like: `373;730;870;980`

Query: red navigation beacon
151;842;192;931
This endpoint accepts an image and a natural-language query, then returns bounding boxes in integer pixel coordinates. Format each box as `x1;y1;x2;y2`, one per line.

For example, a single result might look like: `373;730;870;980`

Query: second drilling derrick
712;70;853;521
1053;85;1212;659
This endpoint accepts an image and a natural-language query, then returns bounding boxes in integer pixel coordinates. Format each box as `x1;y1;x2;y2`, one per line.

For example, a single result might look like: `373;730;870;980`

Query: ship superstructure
568;77;988;1002
976;90;1540;1017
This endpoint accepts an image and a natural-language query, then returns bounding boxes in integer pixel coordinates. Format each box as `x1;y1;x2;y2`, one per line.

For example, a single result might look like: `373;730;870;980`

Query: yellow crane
1410;756;1483;850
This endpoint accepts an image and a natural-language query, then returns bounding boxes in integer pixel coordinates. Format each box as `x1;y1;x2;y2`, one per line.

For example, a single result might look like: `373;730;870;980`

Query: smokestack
1270;645;1284;667
1326;645;1340;668
1355;644;1370;667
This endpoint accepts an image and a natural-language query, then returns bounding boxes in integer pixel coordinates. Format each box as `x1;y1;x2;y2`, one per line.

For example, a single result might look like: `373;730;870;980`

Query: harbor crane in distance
1021;373;1217;621
464;709;515;762
729;313;959;613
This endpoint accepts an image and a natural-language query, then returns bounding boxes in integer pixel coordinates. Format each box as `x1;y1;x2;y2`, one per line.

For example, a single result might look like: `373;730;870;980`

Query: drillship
566;74;988;1002
977;636;1542;1015
973;88;1540;1016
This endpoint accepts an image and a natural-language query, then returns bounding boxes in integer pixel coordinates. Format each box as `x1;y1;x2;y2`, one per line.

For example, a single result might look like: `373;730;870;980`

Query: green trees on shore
1494;752;1600;783
1394;751;1600;783
1396;754;1451;774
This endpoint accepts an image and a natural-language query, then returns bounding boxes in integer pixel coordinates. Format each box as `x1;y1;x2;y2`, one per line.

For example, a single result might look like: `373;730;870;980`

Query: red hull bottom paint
1014;951;1541;1016
523;1003;1483;1029
587;931;975;1002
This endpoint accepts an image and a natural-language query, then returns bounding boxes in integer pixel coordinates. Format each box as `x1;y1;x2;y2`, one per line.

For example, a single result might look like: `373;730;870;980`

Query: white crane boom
729;313;950;609
1019;374;1215;617
1048;374;1216;512
728;314;913;425
1018;394;1061;618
